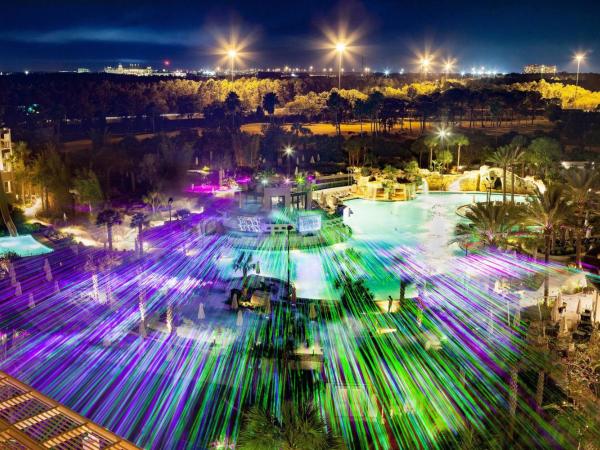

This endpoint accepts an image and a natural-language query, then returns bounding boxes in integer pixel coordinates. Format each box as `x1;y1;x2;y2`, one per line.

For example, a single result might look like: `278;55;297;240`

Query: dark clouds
1;0;598;72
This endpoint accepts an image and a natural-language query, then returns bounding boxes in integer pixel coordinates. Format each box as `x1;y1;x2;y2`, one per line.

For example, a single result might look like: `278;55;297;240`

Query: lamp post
335;42;346;89
286;224;293;302
574;53;585;106
284;146;294;177
420;57;431;80
228;49;237;82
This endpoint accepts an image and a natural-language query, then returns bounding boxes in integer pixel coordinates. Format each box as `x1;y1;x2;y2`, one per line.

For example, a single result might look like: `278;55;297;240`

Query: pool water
219;192;504;300
0;235;52;257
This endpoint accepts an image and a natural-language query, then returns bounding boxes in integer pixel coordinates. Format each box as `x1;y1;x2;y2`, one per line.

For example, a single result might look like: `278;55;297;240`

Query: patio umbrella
309;304;317;320
559;315;569;335
139;321;147;339
54;281;60;293
576;298;582;317
236;310;243;327
197;303;205;320
231;293;238;310
44;259;53;282
551;297;560;322
28;293;35;309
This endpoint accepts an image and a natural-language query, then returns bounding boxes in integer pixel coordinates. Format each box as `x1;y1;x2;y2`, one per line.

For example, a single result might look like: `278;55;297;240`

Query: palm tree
423;134;439;170
334;274;376;315
130;212;149;257
527;185;570;302
563;168;598;268
237;402;343;450
509;147;525;204
450;133;469;170
455;202;524;249
96;209;122;252
488;146;513;203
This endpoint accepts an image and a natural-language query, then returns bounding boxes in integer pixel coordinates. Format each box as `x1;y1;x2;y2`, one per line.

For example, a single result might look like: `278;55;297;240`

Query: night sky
2;0;599;73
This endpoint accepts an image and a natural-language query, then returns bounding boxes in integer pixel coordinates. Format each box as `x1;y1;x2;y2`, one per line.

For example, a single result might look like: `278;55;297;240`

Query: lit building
523;64;557;75
0;128;14;194
104;63;153;76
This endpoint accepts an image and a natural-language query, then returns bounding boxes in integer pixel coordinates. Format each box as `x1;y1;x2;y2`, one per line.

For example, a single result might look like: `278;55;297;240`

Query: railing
0;371;140;449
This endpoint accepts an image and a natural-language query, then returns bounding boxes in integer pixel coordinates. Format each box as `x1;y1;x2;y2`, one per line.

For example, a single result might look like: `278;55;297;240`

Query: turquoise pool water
0;235;53;257
218;192;506;300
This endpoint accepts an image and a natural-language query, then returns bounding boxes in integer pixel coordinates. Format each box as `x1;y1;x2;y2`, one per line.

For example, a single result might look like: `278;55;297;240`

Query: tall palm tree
563;168;598;268
96;209;122;252
423;134;439;170
130;212;149;257
455;202;524;249
509;147;525;204
451;133;469;170
527;185;570;302
488;146;513;203
237;402;343;450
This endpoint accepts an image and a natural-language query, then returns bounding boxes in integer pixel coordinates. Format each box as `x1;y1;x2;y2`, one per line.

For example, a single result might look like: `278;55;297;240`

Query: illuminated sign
238;216;262;233
297;214;322;233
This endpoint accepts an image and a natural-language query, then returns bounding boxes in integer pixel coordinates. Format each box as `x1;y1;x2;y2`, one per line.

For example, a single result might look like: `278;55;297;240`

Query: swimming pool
0;235;52;257
218;192;505;300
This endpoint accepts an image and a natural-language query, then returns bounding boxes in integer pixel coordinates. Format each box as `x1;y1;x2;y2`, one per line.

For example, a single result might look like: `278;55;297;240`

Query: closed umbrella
28;293;35;309
236;310;243;327
14;282;21;297
551;297;560;322
576;298;582;316
559;315;569;335
197;303;205;320
255;262;260;275
231;293;238;310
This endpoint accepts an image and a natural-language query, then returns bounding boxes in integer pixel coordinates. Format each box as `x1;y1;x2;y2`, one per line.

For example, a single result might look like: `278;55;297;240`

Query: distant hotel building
104;63;153;76
104;63;186;77
523;64;557;75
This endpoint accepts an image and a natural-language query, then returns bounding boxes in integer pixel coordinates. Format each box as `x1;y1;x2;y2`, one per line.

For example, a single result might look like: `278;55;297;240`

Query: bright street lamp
574;53;586;105
227;49;237;82
420;57;432;79
335;42;346;89
284;146;294;177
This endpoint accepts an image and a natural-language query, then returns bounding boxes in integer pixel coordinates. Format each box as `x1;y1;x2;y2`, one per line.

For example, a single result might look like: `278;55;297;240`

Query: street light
284;146;294;177
227;49;237;82
437;127;451;147
574;53;586;105
335;42;346;89
443;58;455;78
420;56;432;80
